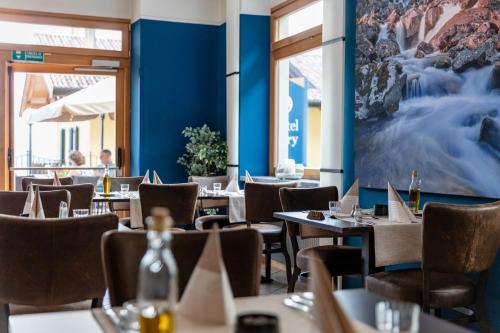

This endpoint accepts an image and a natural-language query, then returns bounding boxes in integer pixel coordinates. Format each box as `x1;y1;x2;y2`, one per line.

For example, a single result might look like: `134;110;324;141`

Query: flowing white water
378;23;388;42
418;9;428;42
424;3;461;43
395;21;406;51
357;61;500;197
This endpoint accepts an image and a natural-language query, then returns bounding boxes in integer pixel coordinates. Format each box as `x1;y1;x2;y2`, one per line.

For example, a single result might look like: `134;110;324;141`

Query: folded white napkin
340;179;359;214
309;255;357;333
23;186;45;219
225;179;240;193
153;170;163;184
142;170;150;184
53;173;62;186
388;182;418;223
245;170;254;183
177;226;236;325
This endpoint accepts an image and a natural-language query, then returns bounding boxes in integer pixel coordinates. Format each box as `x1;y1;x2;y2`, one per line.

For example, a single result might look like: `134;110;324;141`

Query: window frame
0;8;130;58
270;0;322;180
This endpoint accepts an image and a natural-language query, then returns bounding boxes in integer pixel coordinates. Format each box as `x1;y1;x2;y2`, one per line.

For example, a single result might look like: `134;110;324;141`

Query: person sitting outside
96;149;116;177
68;150;93;176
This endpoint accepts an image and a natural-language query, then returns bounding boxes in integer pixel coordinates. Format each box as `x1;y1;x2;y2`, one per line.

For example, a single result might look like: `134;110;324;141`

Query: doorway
7;62;128;190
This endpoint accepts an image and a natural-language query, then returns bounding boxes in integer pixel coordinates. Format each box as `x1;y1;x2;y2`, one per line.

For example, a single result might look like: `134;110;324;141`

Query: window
0;10;129;57
271;0;323;179
0;21;122;51
276;1;323;40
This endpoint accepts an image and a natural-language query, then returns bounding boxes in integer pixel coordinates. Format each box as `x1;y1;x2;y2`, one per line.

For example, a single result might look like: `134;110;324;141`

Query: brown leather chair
225;182;297;283
366;201;500;332
0;214;118;332
110;176;143;192
139;183;199;229
0;190;70;218
189;175;231;230
37;184;94;217
21;177;73;191
102;228;262;306
279;186;363;292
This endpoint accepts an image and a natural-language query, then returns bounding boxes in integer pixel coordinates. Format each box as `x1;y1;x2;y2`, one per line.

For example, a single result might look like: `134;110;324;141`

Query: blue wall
239;14;270;178
342;1;499;329
130;19;226;182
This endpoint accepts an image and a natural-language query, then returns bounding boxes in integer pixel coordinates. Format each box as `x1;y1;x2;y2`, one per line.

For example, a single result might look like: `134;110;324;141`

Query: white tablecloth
343;216;422;267
10;294;377;333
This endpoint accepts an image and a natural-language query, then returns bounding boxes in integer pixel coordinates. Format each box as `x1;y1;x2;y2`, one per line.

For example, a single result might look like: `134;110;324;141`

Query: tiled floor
259;265;309;296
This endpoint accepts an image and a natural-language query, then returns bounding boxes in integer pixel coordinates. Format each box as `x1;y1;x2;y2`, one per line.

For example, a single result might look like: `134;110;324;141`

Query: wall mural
355;0;500;198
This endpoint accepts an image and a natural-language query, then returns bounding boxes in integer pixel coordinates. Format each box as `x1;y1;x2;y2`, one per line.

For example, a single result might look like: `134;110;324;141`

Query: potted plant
177;124;228;177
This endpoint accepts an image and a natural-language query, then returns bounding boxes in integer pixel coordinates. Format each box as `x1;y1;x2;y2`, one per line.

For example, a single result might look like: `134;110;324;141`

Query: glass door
8;64;124;190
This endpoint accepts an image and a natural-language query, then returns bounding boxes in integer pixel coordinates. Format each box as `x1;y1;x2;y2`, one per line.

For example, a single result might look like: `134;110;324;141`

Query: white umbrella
27;77;115;123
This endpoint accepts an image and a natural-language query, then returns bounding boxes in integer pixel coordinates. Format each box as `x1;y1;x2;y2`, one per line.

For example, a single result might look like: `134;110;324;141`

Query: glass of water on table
329;201;341;217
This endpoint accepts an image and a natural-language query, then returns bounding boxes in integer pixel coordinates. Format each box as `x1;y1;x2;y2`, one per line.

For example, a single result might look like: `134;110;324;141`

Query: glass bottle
58;201;68;218
137;207;178;333
408;170;421;214
102;164;111;194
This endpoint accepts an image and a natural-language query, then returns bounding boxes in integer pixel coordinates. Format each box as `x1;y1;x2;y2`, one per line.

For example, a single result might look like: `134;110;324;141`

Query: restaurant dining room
0;0;498;332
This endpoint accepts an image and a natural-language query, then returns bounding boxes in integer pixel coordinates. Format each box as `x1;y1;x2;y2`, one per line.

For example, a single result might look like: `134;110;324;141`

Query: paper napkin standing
388;182;418;223
177;226;236;325
142;170;150;184
245;170;254;183
309;255;356;333
29;187;45;219
340;179;359;214
153;170;163;184
225;179;240;193
22;185;35;215
53;172;62;186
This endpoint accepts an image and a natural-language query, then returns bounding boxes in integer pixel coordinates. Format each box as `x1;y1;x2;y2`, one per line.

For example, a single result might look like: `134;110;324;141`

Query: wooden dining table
9;289;471;333
273;211;384;283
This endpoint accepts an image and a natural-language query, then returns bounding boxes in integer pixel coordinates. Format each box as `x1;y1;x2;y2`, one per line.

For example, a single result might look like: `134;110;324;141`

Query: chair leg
91;298;103;308
261;242;272;283
288;267;301;293
0;304;9;333
281;240;292;292
476;295;491;333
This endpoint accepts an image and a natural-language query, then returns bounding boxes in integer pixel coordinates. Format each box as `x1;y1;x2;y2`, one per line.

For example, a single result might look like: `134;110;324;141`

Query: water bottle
59;201;68;218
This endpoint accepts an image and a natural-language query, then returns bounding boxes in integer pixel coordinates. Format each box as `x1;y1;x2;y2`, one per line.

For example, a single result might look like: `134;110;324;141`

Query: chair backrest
188;176;230;190
0;214;118;306
0;190;70;218
422;201;500;274
72;176;100;186
110;177;143;192
21;177;73;191
279;186;338;239
37;184;94;216
245;182;297;223
139;183;199;227
102;228;262;306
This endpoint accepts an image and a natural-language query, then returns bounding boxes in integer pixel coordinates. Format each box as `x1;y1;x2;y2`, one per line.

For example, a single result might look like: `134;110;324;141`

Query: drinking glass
353;204;363;222
58;201;68;218
329;201;341;216
73;209;90;217
213;183;222;195
120;184;130;194
376;301;420;333
199;185;208;196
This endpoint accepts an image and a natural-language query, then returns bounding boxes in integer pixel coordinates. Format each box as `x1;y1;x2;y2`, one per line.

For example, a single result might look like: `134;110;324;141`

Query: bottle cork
148;207;173;231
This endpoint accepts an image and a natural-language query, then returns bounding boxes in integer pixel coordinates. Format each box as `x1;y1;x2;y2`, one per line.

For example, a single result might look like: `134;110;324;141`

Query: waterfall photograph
355;0;500;198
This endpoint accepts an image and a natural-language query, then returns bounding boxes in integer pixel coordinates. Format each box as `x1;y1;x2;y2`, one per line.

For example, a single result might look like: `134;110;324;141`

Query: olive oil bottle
137;208;178;333
408;170;421;213
102;164;111;194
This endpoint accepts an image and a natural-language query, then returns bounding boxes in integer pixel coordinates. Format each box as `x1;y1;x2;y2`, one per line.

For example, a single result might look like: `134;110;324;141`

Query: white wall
133;0;224;25
0;0;132;19
241;0;270;16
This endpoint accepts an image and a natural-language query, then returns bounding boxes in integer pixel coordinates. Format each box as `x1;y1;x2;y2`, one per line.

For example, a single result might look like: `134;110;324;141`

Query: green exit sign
12;50;44;63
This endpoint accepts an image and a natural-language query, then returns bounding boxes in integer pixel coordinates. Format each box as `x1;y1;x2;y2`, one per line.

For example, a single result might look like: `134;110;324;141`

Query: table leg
360;232;375;287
